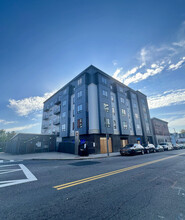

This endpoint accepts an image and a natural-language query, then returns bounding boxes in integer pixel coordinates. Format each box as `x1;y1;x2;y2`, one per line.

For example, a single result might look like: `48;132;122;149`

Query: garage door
100;137;112;154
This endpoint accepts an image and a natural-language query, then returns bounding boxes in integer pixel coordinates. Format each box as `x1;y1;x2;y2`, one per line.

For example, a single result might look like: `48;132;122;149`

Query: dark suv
120;144;144;156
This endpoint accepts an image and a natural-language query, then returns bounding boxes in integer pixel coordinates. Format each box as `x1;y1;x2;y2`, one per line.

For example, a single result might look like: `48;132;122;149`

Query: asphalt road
1;150;185;220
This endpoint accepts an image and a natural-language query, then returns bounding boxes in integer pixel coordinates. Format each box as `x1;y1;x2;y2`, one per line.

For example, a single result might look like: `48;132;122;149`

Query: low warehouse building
6;133;56;154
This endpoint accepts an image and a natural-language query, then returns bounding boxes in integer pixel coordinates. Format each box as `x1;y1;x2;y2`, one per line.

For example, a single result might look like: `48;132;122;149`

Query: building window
135;113;139;119
113;120;116;129
120;97;124;103
133;103;137;108
103;90;108;97
104;118;110;128
121;108;126;116
77;119;83;128
72;122;74;130
104;103;109;112
73;97;75;104
112;107;115;115
120;87;123;93
62;112;66;118
102;77;107;84
143;106;147;113
123;121;128;129
146;124;150;133
110;85;113;90
136;124;140;129
62;124;66;131
73;109;75;117
77;104;83;113
63;89;67;95
63;100;66;106
77;91;82;98
111;95;114;102
78;78;82;86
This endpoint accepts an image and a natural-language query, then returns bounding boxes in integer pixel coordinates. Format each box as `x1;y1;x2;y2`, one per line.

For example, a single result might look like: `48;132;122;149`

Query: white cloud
8;91;55;116
148;89;185;109
168;57;185;71
113;67;123;80
140;48;147;64
0;119;17;125
112;60;118;66
124;64;165;85
172;40;185;48
121;63;145;80
168;116;185;127
5;123;40;132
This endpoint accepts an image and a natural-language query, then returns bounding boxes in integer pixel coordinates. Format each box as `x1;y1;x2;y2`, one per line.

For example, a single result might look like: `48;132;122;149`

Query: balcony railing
43;114;49;120
54;96;61;105
53;106;61;115
53;118;60;125
44;106;49;112
42;124;48;129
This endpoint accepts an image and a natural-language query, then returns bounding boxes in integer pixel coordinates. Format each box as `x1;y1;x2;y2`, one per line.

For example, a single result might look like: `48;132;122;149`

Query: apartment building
151;117;171;145
41;65;154;154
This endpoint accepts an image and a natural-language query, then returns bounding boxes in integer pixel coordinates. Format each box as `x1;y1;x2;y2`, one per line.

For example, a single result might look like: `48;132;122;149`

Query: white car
155;145;164;152
160;142;173;151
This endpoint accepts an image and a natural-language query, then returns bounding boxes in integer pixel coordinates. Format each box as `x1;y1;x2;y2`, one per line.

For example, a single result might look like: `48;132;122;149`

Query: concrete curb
31;155;120;161
0;153;120;161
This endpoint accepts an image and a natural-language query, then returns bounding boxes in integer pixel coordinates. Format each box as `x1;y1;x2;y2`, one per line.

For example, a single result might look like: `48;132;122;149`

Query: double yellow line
53;152;185;190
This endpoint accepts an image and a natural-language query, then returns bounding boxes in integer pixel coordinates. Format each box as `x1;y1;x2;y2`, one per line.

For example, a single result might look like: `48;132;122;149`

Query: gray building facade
42;65;154;154
151;117;171;145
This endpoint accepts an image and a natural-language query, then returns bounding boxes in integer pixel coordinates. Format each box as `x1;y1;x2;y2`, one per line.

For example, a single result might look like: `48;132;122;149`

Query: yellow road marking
53;152;185;190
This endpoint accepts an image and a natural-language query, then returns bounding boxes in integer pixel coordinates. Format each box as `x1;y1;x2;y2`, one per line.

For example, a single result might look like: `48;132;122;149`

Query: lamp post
104;105;109;157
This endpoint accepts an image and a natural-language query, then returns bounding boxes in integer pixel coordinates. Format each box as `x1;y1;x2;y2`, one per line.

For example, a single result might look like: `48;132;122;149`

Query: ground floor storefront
60;134;154;155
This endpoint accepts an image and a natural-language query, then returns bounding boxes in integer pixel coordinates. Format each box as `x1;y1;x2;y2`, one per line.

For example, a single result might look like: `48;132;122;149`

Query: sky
0;0;185;134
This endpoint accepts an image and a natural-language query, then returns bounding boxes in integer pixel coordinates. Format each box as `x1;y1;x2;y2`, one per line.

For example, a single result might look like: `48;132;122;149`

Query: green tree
0;130;16;151
180;129;185;134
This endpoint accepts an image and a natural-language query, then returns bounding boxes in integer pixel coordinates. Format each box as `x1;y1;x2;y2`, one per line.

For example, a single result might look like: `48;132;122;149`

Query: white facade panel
88;83;100;134
111;92;120;135
70;94;75;136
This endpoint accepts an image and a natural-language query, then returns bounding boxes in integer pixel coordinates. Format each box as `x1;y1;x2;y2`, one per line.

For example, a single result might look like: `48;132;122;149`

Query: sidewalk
0;152;120;161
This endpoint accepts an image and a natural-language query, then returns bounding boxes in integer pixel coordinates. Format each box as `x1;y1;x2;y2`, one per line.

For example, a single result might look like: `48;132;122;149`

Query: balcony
53;106;61;115
54;96;61;105
43;114;49;120
53;118;60;125
42;124;48;129
44;106;49;112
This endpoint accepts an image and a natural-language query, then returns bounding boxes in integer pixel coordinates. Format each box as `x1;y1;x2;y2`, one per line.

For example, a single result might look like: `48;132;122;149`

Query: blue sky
0;0;185;133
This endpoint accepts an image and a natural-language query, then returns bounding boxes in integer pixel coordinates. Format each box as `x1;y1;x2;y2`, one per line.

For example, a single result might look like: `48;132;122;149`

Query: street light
104;104;109;157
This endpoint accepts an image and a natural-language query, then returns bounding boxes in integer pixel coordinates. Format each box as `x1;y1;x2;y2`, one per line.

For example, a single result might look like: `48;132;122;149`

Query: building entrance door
121;139;128;147
100;137;112;154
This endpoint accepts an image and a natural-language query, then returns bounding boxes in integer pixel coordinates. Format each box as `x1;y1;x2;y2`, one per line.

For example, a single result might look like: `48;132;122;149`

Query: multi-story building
151;117;171;145
41;65;154;154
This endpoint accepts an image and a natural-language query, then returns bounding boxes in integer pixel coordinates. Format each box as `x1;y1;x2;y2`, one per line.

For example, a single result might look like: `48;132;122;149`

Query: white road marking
0;164;37;188
0;160;22;164
0;169;22;175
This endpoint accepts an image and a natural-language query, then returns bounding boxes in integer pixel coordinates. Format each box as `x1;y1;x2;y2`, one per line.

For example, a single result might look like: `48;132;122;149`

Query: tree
0;130;16;151
180;129;185;134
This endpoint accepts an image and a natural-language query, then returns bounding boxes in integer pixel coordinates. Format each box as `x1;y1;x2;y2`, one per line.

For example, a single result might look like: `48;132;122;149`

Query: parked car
179;143;185;149
173;144;181;150
143;144;156;154
160;142;173;151
155;145;164;152
120;144;144;156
